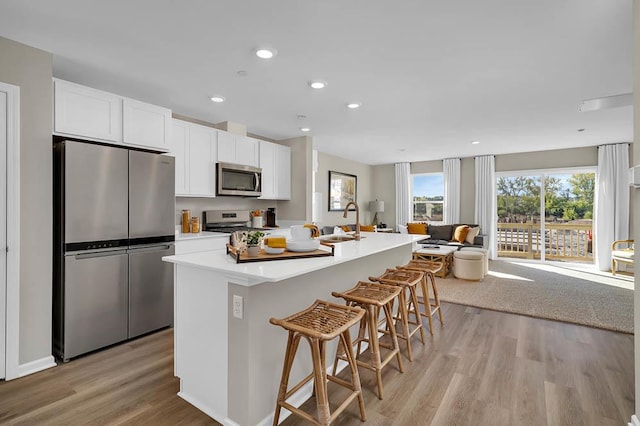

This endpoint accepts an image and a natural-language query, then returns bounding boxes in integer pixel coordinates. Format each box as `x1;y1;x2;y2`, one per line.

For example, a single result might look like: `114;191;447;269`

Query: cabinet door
169;120;189;195
237;136;259;167
54;79;122;143
188;124;217;197
123;98;171;151
217;131;236;163
276;144;291;199
258;141;276;199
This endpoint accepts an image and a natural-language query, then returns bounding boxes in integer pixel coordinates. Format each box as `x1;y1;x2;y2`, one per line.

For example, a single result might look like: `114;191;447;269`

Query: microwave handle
254;172;261;191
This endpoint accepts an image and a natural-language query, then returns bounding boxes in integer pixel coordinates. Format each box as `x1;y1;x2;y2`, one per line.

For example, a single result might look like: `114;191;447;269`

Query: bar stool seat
369;268;425;361
398;259;444;335
332;281;404;400
270;300;366;426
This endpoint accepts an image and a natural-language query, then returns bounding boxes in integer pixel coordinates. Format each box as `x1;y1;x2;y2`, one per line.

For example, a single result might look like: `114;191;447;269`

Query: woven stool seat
369;268;425;361
332;282;404;399
399;260;445;335
270;300;366;425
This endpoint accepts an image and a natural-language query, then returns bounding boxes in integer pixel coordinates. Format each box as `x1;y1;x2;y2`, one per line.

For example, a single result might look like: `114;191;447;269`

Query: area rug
436;260;634;334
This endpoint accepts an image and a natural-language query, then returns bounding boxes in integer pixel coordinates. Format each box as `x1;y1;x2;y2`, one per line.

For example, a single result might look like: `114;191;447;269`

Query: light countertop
175;231;230;241
163;232;422;284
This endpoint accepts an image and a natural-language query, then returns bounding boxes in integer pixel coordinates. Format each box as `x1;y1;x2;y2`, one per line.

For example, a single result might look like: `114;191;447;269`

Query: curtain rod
597;142;632;148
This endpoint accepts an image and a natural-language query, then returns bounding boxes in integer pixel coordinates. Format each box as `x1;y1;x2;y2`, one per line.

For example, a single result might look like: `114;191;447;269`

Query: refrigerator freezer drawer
128;244;175;338
63;250;128;360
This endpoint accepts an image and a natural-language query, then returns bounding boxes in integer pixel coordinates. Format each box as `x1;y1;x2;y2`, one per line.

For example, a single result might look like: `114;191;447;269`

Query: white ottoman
459;247;488;275
453;250;484;281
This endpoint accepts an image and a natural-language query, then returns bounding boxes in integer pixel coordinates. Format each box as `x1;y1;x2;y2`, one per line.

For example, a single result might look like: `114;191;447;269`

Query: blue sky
413;174;444;197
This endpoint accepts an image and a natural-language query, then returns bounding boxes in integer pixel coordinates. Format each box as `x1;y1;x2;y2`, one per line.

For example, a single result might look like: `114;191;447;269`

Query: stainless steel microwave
216;162;262;197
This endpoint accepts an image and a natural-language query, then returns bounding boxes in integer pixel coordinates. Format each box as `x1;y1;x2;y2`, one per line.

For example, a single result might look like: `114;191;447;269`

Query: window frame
411;172;445;224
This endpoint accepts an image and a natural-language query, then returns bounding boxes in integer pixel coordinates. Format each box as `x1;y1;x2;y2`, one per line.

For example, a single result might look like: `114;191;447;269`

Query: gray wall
633;0;639;418
372;164;395;228
316;152;374;227
0;37;53;364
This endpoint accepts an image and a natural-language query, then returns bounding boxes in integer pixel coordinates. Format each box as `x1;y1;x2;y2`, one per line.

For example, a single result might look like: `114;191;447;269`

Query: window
412;174;444;222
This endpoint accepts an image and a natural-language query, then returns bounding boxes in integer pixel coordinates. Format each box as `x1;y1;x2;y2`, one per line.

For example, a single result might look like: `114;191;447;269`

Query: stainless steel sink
320;235;359;243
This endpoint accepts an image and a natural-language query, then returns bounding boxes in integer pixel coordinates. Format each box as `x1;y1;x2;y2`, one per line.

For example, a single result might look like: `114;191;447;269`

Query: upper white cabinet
54;79;122;143
217;131;259;167
53;78;171;152
168;119;217;197
259;141;291;200
123;98;171;151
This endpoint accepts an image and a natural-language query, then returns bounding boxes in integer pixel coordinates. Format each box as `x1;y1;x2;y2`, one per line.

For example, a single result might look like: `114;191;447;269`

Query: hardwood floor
0;303;633;425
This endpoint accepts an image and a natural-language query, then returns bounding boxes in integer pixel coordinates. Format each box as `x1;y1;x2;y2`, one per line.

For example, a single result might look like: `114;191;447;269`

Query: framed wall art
328;171;357;211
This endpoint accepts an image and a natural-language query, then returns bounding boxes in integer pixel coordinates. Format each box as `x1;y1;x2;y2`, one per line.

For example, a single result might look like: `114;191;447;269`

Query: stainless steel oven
216;162;262;197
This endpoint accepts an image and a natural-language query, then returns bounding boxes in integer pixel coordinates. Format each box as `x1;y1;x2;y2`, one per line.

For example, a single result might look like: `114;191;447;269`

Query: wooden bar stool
369;268;425;361
331;281;404;400
270;300;366;426
398;259;444;335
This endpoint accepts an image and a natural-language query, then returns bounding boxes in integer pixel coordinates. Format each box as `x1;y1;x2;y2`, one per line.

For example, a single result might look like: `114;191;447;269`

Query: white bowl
286;239;320;252
264;246;285;254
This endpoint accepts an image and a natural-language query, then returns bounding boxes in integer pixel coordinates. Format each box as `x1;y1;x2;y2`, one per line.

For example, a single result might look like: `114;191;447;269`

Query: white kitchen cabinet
168;120;189;195
169;119;217;197
217;131;259;167
258;141;291;200
54;79;123;143
258;141;276;199
123;98;171;151
175;234;228;254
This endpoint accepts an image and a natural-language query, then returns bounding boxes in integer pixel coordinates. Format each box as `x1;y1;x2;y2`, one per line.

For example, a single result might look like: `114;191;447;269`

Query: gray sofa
416;223;484;248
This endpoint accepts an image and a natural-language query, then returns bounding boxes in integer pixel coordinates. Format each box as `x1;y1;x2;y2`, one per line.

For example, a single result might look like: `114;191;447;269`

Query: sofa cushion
453;225;470;243
428;224;453;241
407;222;428;235
465;226;480;244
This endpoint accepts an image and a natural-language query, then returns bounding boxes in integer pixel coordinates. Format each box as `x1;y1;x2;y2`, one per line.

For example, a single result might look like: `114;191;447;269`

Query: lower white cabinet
259;141;291;200
168;119;217;197
175;235;228;254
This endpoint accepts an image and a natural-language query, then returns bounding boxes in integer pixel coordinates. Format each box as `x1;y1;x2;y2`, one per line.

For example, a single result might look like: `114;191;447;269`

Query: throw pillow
407;222;428;235
360;225;375;232
465;226;480;244
341;225;351;232
453;225;470;243
397;224;408;234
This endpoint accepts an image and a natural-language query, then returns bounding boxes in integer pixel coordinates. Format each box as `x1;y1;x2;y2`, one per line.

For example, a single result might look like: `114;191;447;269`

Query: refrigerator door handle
128;244;173;254
72;250;128;260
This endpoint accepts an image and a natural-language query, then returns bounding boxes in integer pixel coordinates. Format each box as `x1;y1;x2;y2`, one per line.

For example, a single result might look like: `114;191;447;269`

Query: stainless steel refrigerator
53;140;175;361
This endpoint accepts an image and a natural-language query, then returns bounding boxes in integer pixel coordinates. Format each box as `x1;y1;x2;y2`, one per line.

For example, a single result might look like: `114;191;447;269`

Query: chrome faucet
343;201;361;241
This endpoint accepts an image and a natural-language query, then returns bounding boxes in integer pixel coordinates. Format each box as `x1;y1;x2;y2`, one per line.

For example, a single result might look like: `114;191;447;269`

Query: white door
0;90;7;379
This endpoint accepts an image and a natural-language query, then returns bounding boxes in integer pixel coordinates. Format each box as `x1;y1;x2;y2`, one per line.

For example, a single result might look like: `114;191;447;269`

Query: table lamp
370;200;384;226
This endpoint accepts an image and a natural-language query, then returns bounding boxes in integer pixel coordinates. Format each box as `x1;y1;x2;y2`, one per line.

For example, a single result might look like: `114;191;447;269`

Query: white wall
0;37;53;364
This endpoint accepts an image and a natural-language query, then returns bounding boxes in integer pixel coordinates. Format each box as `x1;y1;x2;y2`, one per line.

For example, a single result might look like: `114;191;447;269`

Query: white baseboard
18;355;56;378
629;414;640;426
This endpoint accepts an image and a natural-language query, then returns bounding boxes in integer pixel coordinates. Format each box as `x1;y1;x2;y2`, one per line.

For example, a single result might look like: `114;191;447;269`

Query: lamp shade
370;200;384;213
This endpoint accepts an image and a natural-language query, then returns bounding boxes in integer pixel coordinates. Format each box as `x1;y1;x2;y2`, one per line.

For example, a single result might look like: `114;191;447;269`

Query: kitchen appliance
266;207;277;227
216;162;262;197
203;209;251;233
53;140;175;361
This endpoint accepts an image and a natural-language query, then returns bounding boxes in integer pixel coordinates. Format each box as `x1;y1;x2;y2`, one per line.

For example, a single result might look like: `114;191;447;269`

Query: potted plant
243;230;266;257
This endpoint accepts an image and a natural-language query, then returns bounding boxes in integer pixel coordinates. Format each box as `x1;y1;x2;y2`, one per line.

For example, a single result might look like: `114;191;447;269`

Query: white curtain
395;162;412;229
474;155;497;259
443;158;460;224
594;143;629;271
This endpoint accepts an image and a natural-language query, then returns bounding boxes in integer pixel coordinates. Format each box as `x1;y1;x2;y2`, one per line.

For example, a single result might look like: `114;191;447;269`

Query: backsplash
175;197;279;225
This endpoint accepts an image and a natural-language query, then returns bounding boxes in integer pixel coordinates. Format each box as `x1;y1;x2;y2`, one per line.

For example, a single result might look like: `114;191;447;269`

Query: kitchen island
163;232;422;426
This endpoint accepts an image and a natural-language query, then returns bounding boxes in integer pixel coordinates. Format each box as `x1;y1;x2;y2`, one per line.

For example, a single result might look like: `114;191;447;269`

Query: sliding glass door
496;169;595;263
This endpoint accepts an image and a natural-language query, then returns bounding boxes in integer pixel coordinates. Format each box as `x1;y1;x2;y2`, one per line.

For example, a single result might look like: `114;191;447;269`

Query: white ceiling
0;0;633;165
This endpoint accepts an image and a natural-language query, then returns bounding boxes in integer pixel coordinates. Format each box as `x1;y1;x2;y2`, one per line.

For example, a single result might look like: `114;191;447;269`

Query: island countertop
163;232;423;285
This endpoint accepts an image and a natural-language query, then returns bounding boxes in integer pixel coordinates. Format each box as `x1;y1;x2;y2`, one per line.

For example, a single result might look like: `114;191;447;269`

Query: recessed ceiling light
210;95;225;103
255;48;277;59
300;127;311;132
346;102;362;109
577;128;585;132
471;140;480;145
309;80;327;89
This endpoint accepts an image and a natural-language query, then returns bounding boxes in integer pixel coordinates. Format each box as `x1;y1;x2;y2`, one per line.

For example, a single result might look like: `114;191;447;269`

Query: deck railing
497;222;593;262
